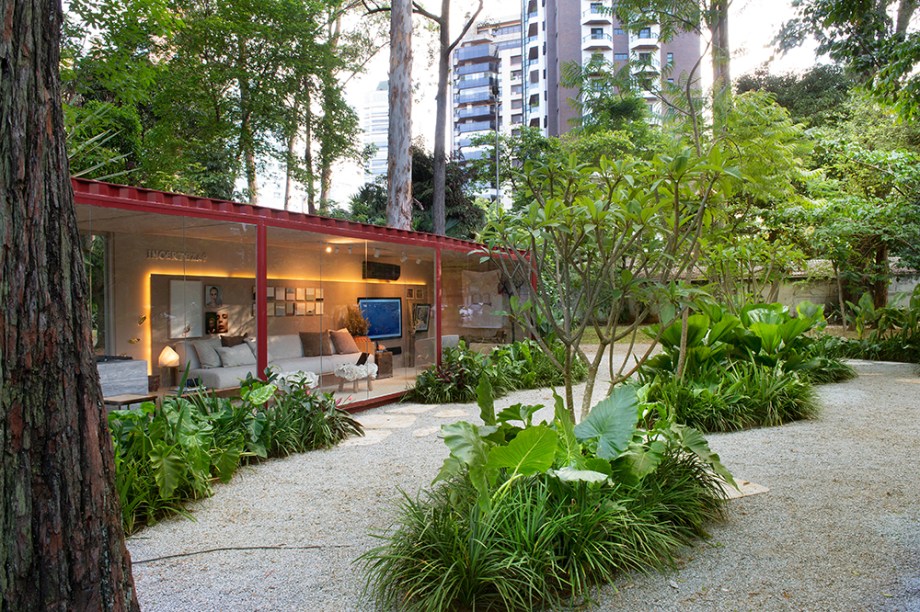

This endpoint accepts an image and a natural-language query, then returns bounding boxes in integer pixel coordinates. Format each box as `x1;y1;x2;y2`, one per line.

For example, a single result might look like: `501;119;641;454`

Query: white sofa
174;334;373;389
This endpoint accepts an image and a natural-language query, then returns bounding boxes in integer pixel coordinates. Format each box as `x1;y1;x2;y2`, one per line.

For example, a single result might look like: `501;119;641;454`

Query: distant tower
361;80;389;183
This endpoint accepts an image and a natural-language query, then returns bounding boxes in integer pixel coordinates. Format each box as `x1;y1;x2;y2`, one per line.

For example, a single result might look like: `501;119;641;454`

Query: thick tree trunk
431;0;451;236
872;244;889;308
387;0;413;230
0;0;139;608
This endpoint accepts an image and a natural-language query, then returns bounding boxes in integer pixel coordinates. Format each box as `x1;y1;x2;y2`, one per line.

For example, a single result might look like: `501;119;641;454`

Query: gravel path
127;359;920;611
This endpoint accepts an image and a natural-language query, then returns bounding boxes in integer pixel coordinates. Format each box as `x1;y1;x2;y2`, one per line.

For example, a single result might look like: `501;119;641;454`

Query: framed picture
315;288;324;300
314;302;323;315
266;286;275;300
407;287;414;299
169;280;203;338
205;311;219;335
295;302;306;316
305;287;315;300
285;302;295;316
205;285;223;308
296;287;305;301
217;308;229;333
413;303;431;333
416;288;426;301
285;287;296;300
275;303;286;317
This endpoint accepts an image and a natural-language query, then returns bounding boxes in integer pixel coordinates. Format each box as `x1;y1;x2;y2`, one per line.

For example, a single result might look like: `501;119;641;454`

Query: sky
313;0;821;205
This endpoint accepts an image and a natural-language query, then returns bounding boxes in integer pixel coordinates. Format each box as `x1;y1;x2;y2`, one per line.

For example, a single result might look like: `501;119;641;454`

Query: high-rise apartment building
360;80;390;182
451;1;702;159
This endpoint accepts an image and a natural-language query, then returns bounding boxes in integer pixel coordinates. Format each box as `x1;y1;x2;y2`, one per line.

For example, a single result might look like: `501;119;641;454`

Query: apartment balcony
456;120;496;134
582;7;612;24
456;45;496;63
628;27;660;50
630;51;661;74
455;76;496;90
526;35;539;46
456;105;494;121
582;32;613;50
456;62;497;76
455;90;493;104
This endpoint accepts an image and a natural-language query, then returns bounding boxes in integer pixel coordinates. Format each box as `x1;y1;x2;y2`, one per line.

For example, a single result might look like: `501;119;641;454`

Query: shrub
408;339;589;404
360;381;731;609
830;288;920;364
109;374;363;533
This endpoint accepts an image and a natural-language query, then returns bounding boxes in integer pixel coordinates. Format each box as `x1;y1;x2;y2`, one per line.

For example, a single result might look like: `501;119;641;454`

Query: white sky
316;0;821;205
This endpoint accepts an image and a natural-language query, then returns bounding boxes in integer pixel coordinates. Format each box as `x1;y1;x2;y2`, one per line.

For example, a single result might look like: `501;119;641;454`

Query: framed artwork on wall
169;280;203;338
413;303;431;333
205;285;223;308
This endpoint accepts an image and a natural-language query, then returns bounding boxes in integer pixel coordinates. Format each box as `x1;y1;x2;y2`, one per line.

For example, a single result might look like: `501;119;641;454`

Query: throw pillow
216;344;257;367
192;338;222;369
221;334;246;347
330;328;360;354
300;331;331;357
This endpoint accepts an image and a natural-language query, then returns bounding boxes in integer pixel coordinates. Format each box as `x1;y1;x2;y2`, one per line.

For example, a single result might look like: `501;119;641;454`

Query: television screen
358;298;402;340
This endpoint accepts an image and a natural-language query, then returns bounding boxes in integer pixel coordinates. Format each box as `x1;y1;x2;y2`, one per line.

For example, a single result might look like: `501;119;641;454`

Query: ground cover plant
827;289;920;364
360;380;733;609
407;339;588;404
108;371;362;533
638;301;853;432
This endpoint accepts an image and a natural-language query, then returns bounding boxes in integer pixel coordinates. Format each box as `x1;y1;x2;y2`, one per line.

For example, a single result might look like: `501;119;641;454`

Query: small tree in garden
480;147;741;421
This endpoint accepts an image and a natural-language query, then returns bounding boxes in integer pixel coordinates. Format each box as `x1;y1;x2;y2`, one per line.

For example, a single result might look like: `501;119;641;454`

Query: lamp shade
158;345;180;368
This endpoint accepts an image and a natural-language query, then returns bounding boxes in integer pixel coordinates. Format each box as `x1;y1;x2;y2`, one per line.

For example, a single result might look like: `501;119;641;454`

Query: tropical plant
360;381;733;609
343;305;369;337
109;374;362;533
828;286;920;363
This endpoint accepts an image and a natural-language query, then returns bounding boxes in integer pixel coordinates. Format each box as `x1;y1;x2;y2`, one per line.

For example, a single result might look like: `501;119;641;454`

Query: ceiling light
325;246;332;253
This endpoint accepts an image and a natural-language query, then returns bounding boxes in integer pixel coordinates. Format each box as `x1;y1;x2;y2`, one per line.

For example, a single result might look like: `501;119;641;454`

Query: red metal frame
435;248;442;364
256;224;268;376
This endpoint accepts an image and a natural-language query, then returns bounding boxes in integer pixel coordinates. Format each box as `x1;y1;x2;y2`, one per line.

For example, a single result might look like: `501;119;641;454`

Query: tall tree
1;0;139;607
614;0;733;124
387;0;414;229
779;0;920;119
413;0;482;235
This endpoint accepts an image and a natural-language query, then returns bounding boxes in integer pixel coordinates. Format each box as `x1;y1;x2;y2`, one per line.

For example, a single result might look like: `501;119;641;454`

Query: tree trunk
895;0;917;35
284;102;298;211
872;243;889;308
303;83;316;215
710;0;732;126
387;0;413;230
238;40;259;205
319;162;333;214
834;261;848;329
0;0;139;608
431;0;451;236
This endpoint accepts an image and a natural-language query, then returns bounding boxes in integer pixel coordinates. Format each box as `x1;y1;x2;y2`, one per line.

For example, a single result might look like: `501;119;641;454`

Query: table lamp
158;345;180;387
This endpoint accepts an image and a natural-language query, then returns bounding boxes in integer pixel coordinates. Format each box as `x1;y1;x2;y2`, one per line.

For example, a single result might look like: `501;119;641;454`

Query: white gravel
127;358;920;611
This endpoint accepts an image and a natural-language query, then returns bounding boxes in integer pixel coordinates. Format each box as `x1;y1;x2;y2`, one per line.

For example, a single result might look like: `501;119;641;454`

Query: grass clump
360;381;731;609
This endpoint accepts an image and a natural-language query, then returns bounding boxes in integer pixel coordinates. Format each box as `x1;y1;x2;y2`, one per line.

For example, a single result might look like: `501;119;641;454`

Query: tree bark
387;0;413;230
710;0;732;126
238;39;259;205
431;0;451;236
0;0;139;608
303;83;317;215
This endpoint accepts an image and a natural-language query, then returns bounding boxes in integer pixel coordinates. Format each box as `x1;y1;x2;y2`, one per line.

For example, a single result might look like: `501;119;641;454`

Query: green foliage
109;375;362;533
407;340;589;404
639;300;851;432
735;65;855;128
779;0;920;120
828;286;920;363
360;386;732;609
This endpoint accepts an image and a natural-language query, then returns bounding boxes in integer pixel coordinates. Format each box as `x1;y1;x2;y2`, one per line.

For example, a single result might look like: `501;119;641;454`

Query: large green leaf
672;424;736;489
211;436;243;484
486;425;557;477
574;386;639;460
497;403;542;427
553;391;583;469
476;376;495;426
748;321;783;354
549;466;609;484
149;441;185;499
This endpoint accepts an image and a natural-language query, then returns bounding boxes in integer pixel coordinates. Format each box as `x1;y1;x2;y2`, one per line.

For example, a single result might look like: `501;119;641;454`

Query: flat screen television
357;298;402;340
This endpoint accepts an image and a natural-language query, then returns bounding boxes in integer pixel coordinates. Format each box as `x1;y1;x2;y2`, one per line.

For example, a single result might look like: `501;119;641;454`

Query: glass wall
76;204;257;396
439;249;519;360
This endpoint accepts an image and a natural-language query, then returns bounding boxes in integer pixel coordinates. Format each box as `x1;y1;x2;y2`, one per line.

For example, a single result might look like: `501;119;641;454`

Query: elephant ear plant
359;378;735;610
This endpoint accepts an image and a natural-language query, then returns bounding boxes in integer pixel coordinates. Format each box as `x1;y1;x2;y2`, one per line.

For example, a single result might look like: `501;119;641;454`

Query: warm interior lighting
325;246;333;253
158;345;180;367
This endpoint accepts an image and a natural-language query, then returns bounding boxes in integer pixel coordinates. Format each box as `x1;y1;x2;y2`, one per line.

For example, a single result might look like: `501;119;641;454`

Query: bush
109;374;363;533
360;382;731;609
408;339;589;404
829;288;920;364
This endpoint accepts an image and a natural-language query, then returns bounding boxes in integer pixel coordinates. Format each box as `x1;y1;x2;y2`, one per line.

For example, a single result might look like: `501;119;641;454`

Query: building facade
360;80;390;182
451;1;702;155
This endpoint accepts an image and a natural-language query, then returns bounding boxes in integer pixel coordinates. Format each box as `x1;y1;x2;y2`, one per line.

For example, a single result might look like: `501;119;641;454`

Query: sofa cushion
221;334;246;347
330;328;359;354
268;334;303;360
192;338;223;369
217;344;256;367
300;331;334;357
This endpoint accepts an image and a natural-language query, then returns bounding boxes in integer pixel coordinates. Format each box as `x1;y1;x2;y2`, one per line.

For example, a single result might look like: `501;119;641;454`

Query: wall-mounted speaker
363;261;401;281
